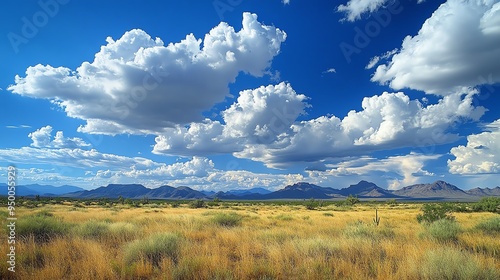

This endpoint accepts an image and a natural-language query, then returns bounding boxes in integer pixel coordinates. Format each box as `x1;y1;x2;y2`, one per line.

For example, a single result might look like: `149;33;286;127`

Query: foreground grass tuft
343;220;395;240
416;248;499;279
474;217;500;235
211;212;243;227
17;212;70;242
123;233;181;266
74;220;110;239
423;219;461;243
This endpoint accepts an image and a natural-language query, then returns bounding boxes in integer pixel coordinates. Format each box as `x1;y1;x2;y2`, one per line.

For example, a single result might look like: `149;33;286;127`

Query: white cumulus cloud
448;119;500;174
8;13;287;135
236;89;485;168
337;0;424;22
153;82;484;168
29;126;90;148
371;0;500;95
337;0;391;22
153;82;308;156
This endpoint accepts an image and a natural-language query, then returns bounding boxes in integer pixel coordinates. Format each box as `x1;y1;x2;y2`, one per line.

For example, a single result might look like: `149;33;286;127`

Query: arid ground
1;200;499;279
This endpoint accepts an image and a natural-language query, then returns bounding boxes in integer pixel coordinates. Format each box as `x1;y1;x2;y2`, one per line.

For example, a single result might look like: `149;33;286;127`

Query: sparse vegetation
414;248;499;280
211;212;243;227
1;200;499;279
345;194;360;205
473;197;500;213
417;203;455;224
305;198;319;210
189;199;205;208
74;220;110;239
474;216;500;234
423;218;461;243
123;233;181;266
16;211;71;242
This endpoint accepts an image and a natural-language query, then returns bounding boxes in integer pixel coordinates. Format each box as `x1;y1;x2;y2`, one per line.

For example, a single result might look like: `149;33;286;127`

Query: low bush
305;198;319;210
189;199;205;209
343;221;395;240
473;197;500;213
108;222;139;241
275;214;294;221
345;195;360;206
124;233;181;266
211;212;243;227
74;220;110;239
424;219;461;243
416;248;499;279
474;217;500;235
417;203;455;224
17;213;70;242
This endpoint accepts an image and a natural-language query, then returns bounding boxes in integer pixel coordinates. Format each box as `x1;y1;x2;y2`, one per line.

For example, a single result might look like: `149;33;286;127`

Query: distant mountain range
0;183;84;196
2;181;499;201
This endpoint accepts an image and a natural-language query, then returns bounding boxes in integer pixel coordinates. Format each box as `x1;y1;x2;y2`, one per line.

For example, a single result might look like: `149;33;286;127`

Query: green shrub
473;197;500;213
386;199;398;206
124;233;181;266
75;220;110;239
417;248;499;279
170;201;181;208
17;214;70;242
417;203;455;224
305;198;319;210
108;222;139;240
207;197;221;207
189;199;205;209
345;195;360;206
343;221;394;240
35;210;54;217
474;217;500;234
211;212;243;227
275;214;294;221
424;219;461;243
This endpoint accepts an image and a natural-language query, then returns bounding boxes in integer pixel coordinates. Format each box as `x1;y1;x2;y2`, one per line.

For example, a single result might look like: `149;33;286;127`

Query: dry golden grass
1;202;499;279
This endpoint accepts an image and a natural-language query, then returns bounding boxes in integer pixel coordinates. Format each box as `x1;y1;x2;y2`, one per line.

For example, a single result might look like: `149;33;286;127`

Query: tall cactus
373;208;381;226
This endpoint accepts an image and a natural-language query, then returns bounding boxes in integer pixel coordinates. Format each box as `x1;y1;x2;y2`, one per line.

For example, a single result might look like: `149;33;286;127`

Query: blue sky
1;0;500;191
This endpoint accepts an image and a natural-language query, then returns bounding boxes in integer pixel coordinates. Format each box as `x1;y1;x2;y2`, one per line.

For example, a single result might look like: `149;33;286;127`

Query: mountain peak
340;181;395;198
393;180;469;198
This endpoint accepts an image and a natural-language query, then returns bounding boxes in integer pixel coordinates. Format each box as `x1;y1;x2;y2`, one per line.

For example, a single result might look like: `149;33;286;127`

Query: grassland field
1;199;499;279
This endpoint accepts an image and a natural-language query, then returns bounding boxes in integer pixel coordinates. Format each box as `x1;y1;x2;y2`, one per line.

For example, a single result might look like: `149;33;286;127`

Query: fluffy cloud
0;146;160;169
120;157;215;179
365;49;398;70
337;0;391;22
153;80;484;168
337;0;425;22
29;126;90;148
153;82;308;156
0;128;221;187
448;119;500;174
237;89;485;168
371;0;500;94
8;13;286;135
